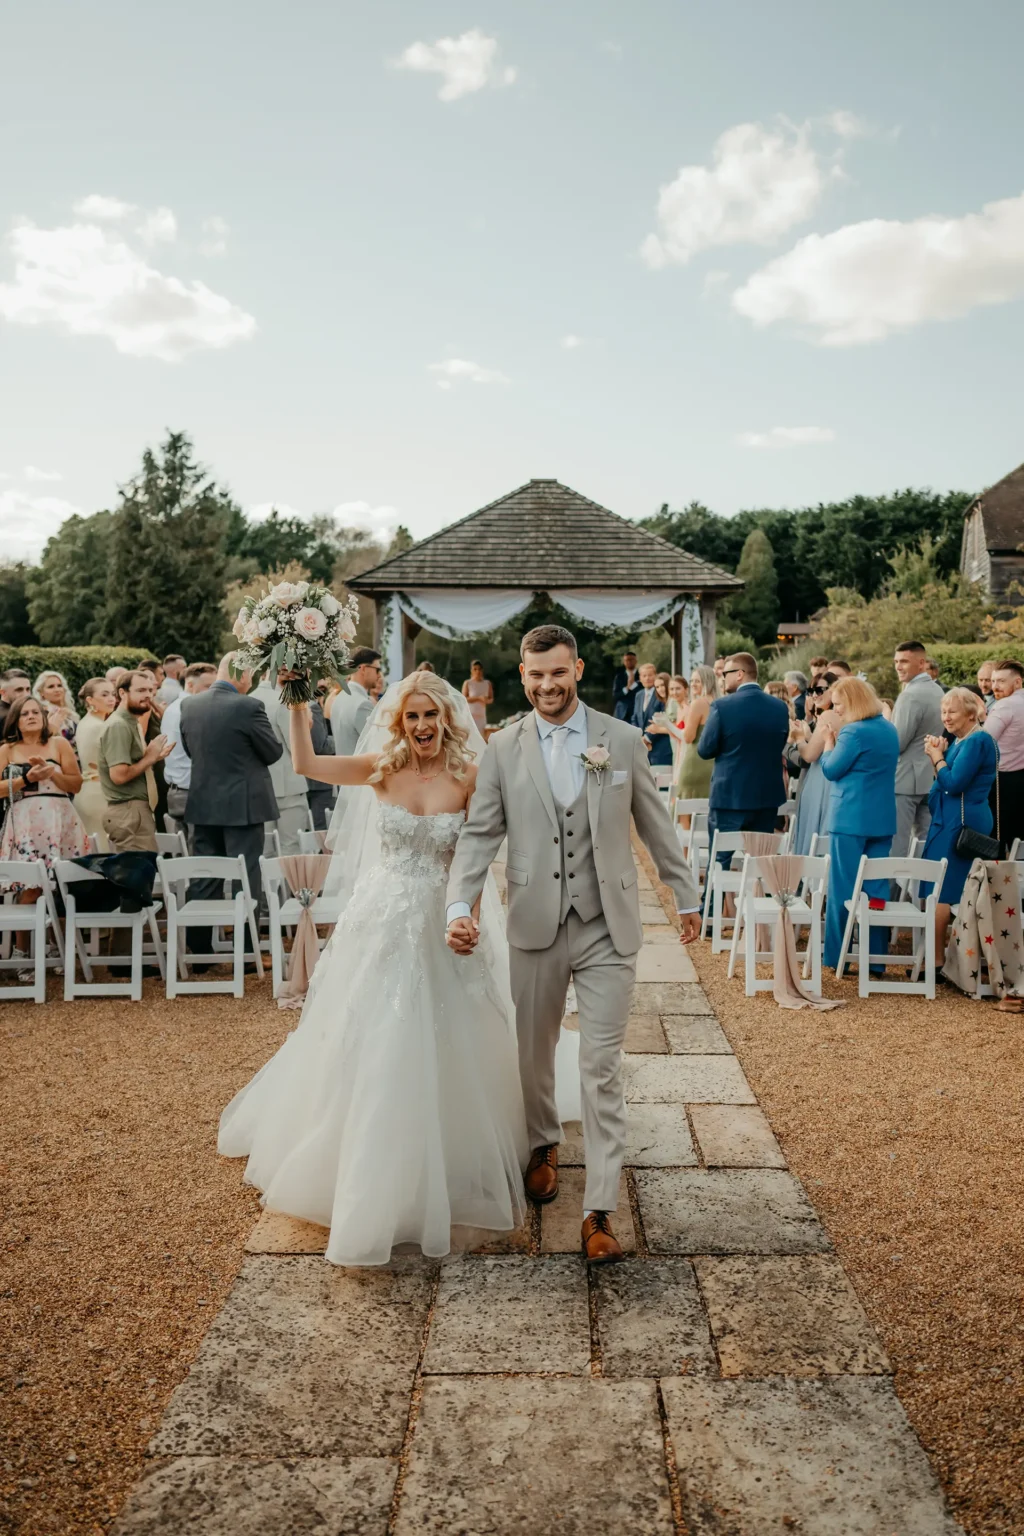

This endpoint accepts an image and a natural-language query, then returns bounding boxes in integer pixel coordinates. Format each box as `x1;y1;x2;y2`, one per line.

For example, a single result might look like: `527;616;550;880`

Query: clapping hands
25;756;55;783
923;733;946;766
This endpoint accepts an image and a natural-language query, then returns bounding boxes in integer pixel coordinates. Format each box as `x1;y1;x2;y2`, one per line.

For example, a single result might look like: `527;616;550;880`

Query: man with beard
98;670;173;853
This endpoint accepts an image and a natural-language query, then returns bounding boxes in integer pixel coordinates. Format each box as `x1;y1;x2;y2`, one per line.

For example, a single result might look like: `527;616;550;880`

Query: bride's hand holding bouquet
232;579;360;707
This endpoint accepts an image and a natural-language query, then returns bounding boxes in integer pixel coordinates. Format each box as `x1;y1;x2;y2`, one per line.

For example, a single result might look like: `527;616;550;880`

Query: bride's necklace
412;756;444;782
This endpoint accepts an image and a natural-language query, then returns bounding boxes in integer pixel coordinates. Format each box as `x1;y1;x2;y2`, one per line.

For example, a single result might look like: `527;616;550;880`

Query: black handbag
955;763;1000;863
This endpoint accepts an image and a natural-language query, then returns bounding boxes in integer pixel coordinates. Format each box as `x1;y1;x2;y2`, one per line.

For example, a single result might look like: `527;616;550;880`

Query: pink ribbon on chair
277;854;333;1010
753;854;844;1011
742;832;785;953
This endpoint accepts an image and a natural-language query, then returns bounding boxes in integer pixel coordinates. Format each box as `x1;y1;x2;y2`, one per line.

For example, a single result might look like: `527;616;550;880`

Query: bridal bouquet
232;579;361;707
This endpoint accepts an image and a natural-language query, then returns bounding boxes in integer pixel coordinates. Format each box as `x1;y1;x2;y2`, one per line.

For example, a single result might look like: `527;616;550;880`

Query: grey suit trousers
893;792;932;859
508;909;636;1213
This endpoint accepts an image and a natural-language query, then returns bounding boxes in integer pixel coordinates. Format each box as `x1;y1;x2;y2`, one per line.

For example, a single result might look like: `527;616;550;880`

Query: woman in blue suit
819;677;900;971
922;686;998;959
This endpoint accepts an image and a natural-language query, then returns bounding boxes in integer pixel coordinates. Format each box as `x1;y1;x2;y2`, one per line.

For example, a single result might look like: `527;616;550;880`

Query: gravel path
0;980;290;1536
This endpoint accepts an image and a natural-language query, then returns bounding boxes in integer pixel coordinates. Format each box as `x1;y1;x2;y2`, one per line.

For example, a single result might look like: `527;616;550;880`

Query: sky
2;0;1023;563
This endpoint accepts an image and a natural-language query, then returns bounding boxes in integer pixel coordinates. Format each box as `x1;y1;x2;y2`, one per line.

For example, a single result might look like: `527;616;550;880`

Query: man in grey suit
445;625;700;1265
254;670;312;854
331;649;383;755
891;640;945;856
180;654;283;949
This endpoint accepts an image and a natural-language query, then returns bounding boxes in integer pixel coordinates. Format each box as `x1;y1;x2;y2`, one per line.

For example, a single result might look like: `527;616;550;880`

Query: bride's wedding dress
219;800;576;1266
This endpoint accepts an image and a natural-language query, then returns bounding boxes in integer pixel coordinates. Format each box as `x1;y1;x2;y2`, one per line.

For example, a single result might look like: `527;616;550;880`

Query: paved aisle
112;856;961;1535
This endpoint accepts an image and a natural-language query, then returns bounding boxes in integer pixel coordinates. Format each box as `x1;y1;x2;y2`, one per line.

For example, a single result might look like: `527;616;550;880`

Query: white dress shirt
161;694;191;790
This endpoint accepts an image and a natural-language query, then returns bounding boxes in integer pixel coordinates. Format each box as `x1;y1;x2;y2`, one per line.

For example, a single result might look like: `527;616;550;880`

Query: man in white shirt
331;649;383;756
155;654;187;706
254;671;317;855
162;662;215;835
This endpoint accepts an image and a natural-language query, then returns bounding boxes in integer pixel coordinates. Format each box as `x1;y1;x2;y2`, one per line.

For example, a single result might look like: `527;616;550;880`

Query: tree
722;529;779;646
27;512;116;645
0;563;39;645
224;507;339;586
105;431;234;659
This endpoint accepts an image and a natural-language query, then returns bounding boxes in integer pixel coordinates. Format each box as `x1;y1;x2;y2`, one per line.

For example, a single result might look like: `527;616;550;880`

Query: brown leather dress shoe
524;1144;558;1203
581;1212;624;1264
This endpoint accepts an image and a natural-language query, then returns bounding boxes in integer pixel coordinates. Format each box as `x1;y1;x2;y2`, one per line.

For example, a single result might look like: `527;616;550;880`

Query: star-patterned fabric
942;859;1024;998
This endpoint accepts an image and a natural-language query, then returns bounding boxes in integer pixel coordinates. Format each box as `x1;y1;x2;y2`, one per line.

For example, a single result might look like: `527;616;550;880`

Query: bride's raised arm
288;703;377;786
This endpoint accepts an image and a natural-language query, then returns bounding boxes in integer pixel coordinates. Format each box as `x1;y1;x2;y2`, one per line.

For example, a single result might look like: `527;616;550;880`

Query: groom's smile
520;641;585;725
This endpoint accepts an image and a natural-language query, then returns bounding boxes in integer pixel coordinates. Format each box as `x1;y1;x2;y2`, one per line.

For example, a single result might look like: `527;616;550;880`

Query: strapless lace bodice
376;802;465;883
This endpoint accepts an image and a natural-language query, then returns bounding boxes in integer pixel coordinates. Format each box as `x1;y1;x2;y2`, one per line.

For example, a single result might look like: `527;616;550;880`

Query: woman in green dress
672;664;717;801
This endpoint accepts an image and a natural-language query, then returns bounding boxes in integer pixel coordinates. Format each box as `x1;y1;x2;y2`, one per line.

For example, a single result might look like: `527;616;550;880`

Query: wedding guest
74;677;117;849
983;658;1024;853
161;662;216;837
155;654;187;705
137;659;167;720
713;656;726;691
765;680;795;715
0;696;87;969
926;657;941;683
891;640;945;857
33;670;79;744
332;649;383;755
977;660;996;711
786;672;841;856
698;655;789;883
105;666;126;684
307;690;336;830
922;688;998;959
665;675;688;769
809;656;829;686
819;677;899;971
673;664;716;805
254;668;313;854
0;669;31;740
632;663;672;767
826;659;852;677
418;660;435;673
462;660;494;732
98;671;172;854
611;650;641;721
784;669;808;720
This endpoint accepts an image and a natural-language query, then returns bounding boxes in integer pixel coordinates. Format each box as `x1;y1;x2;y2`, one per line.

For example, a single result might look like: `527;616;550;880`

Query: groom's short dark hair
520;624;578;660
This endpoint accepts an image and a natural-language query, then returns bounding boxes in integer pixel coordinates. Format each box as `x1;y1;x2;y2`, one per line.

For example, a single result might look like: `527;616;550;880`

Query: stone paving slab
422;1255;589;1375
638;903;670;925
393;1377;676;1536
150;1256;433;1459
662;1013;731;1053
624;1012;669;1052
695;1255;891;1377
245;1212;328;1254
636;1169;831;1256
593;1258;717;1378
631;979;709;1013
689;1104;787;1168
539;1166;636;1253
560;1104;697;1168
642;924;683;943
624;1054;756;1104
111;1456;396;1536
635;945;698;983
662;1377;963;1535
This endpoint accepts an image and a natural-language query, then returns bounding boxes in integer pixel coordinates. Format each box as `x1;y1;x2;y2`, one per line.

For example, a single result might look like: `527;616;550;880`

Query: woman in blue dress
922;686;999;961
819;677;900;972
786;671;842;856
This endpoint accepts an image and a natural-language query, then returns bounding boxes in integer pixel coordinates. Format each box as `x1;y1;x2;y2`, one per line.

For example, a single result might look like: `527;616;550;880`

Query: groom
446;624;700;1263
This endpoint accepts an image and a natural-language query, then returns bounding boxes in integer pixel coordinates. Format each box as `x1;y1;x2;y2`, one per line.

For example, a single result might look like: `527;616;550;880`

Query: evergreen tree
27;513;116;644
0;562;39;645
105;431;234;659
723;529;779;646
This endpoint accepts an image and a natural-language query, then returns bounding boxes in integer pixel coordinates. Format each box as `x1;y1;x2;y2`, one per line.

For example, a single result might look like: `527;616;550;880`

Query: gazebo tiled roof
349;478;742;594
967;461;1024;550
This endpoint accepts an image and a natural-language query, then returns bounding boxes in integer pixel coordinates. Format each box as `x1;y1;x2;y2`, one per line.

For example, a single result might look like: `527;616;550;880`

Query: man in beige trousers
446;625;700;1263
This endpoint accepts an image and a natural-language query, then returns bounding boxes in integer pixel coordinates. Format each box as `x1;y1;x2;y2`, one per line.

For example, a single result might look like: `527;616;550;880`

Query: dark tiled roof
972;462;1024;551
349;479;742;594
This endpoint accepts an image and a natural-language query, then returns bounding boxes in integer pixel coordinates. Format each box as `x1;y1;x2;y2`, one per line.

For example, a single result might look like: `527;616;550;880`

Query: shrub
714;626;759;659
0;646;153;698
927;643;1024;688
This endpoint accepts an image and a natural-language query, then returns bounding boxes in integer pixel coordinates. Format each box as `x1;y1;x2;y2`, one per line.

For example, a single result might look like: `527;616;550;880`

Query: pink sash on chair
277;854;333;1010
753;854;844;1011
741;832;784;953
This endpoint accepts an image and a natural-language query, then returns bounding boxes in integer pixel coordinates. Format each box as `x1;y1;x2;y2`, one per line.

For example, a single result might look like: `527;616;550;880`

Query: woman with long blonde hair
33;669;79;744
218;668;533;1268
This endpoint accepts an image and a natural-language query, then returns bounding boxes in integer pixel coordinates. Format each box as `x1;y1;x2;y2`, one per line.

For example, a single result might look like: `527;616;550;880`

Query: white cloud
73;194;136;221
738;426;836;449
732;191;1024;345
331;500;400;535
825;110;870;140
641;116;856;268
22;465;62;482
0;207;256;362
136;206;177;244
428;358;508;389
0;489;82;560
560;334;584;349
395;29;516;102
200;216;229;257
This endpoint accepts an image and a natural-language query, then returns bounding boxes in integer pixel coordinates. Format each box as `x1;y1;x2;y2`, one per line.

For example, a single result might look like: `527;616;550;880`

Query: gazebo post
372;595;390;653
700;596;717;664
402;612;421;675
667;607;684;675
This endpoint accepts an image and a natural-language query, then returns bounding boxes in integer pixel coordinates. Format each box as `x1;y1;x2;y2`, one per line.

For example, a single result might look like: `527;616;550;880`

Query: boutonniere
580;745;611;775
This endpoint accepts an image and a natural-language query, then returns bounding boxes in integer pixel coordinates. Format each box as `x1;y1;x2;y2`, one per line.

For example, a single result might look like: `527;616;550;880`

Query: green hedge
929;642;1024;687
0;646;153;699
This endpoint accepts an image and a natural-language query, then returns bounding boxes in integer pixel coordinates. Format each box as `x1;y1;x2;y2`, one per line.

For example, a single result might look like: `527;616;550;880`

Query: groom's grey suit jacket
446;706;699;956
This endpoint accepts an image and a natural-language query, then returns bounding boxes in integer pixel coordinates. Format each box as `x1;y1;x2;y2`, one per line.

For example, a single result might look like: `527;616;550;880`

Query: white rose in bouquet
321;591;340;617
338;612;357;643
294;606;328;641
271;580;306;606
232;607;248;639
257;616;278;638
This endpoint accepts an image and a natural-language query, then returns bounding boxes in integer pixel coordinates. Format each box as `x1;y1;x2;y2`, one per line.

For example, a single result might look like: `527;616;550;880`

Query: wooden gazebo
349;477;742;678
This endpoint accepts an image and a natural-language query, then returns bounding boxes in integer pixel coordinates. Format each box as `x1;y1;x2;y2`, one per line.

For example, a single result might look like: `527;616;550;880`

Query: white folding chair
835;855;948;999
653;769;674;796
700;831;749;950
263;828;282;861
155;830;189;858
0;860;61;1002
1009;837;1022;862
56;860;165;1002
297;828;328;854
730;853;830;996
808;831;830;858
673;797;711;890
159;854;263;997
261;856;344;998
303;806;316;833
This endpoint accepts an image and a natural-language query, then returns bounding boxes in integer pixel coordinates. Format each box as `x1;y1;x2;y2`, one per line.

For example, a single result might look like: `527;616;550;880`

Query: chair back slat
157;855;246;886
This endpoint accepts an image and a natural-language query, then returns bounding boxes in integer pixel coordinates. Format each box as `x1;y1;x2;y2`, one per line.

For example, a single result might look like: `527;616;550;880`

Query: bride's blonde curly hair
368;670;473;783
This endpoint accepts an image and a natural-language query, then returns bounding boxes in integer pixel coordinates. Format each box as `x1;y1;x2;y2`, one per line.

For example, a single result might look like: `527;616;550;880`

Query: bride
218;669;577;1267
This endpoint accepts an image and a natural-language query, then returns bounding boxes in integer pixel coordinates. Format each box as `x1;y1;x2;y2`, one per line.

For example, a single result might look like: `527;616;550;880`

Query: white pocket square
611;770;628;786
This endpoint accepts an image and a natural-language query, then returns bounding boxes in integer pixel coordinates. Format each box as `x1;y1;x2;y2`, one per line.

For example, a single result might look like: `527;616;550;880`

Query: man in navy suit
632;663;673;766
612;650;641;721
697;653;789;881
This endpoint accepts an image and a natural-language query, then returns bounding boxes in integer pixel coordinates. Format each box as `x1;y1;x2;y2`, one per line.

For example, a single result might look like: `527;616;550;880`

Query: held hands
678;912;700;945
446;917;480;956
923;734;946;766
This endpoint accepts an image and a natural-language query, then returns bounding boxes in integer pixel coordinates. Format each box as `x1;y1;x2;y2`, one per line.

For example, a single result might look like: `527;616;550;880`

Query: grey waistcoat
557;783;603;926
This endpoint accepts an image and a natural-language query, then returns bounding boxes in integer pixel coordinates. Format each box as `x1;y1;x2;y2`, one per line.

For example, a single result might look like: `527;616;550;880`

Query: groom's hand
446;917;480;955
678;913;700;945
